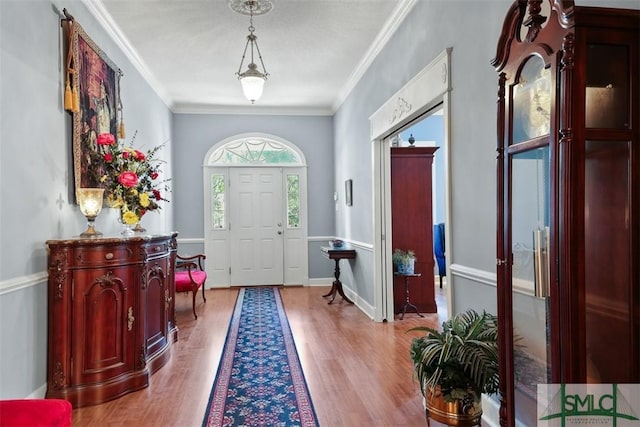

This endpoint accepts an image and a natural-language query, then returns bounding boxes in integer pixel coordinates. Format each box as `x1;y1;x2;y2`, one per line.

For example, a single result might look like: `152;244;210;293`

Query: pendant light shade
239;64;266;103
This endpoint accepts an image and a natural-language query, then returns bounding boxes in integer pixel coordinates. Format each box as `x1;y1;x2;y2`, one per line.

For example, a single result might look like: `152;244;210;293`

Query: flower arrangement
96;132;170;225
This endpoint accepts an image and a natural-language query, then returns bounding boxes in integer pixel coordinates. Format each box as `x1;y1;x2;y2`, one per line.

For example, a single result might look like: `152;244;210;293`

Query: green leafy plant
408;309;499;404
392;249;415;267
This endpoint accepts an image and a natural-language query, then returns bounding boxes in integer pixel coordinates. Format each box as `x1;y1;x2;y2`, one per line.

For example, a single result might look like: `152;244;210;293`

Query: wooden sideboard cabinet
45;232;178;408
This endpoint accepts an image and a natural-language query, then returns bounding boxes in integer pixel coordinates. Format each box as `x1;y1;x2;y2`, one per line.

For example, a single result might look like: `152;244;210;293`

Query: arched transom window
207;136;304;166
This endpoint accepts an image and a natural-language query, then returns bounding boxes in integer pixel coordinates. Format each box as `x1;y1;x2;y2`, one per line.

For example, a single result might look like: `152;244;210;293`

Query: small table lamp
77;188;104;237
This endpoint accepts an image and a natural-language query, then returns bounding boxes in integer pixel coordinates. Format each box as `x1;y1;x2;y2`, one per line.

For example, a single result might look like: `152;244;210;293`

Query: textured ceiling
90;0;413;114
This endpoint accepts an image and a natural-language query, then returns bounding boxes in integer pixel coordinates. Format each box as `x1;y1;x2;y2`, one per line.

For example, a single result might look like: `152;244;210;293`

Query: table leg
323;258;354;304
399;276;423;319
334;280;354;304
322;283;336;298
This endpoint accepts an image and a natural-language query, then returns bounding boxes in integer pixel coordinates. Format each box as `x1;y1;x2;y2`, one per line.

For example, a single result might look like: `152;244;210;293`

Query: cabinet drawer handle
127;307;135;331
105;253;114;260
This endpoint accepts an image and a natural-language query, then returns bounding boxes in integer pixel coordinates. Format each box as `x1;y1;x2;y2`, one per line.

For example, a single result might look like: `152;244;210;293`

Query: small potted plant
408;309;499;425
392;249;416;274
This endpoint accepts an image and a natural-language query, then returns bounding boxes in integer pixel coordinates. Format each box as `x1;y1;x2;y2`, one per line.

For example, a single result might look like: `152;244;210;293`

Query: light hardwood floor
71;285;449;426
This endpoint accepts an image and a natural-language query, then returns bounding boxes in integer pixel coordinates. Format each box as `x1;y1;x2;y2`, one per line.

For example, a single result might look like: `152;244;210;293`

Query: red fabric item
0;399;72;427
175;270;207;292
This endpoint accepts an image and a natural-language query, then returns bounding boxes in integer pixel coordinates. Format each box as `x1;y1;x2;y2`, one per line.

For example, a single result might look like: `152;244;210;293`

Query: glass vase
121;222;135;236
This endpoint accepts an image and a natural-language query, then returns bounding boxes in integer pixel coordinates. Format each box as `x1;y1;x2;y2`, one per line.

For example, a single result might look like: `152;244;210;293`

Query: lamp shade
77;188;104;217
240;74;266;103
77;188;104;237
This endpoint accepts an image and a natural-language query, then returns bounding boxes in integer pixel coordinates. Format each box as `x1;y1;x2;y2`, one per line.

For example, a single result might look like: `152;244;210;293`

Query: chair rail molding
0;272;48;296
448;263;496;287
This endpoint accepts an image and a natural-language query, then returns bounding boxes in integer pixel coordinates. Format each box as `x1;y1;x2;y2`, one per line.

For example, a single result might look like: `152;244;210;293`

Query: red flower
151;172;159;180
118;171;139;188
134;150;146;161
97;133;115;146
104;153;113;162
123;151;129;159
153;189;161;200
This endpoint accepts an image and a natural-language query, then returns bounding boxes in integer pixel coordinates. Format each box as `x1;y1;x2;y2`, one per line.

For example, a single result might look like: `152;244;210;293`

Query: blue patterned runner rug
202;287;319;427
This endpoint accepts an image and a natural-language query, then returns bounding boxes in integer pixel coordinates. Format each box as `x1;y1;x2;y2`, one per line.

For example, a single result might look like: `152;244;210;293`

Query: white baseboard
308;278;333;286
27;384;47;399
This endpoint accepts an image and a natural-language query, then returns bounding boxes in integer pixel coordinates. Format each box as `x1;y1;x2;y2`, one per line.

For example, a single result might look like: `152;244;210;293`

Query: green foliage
408;309;499;403
392;249;416;266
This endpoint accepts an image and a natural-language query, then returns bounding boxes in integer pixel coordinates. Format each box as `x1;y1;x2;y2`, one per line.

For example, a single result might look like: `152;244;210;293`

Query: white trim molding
81;0;172;108
333;0;419;112
0;272;48;296
370;48;452;140
449;263;496;287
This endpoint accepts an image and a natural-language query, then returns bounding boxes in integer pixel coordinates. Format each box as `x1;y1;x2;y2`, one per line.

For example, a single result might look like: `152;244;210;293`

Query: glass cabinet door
583;40;634;383
507;54;554;426
510;147;552;426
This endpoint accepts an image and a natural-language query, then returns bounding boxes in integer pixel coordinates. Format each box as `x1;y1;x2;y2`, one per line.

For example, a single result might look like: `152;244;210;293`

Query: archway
202;133;308;287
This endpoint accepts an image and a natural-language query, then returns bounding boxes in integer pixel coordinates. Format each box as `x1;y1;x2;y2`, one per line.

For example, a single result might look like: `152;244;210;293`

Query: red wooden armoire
391;146;438;314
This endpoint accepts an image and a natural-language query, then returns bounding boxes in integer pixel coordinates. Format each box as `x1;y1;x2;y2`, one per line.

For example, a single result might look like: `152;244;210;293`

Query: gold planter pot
425;387;482;426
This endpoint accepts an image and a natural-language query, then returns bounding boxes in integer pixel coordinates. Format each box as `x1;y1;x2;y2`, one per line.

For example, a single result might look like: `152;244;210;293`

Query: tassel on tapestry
63;10;80;113
117;71;125;139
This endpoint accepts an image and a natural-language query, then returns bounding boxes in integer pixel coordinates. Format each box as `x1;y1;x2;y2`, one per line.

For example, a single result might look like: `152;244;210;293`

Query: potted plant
393;249;416;274
408;309;499;426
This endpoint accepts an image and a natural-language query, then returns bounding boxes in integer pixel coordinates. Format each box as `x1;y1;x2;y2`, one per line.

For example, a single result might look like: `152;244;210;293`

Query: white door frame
202;133;308;288
370;48;454;322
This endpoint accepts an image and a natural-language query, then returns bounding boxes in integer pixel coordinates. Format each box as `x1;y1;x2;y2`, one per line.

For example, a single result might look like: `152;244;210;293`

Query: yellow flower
108;196;123;208
122;210;139;225
139;193;150;208
100;175;107;183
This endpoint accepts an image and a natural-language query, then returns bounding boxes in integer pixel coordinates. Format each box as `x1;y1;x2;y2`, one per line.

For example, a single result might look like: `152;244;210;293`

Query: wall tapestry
63;9;121;195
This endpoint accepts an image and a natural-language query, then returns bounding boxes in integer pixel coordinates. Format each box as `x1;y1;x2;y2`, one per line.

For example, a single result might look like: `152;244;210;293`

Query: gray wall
172;114;335;275
0;0;173;399
332;0;639;314
333;0;513;310
2;0;637;401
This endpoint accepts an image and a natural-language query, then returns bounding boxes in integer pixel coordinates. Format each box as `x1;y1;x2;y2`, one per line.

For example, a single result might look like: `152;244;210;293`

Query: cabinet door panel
584;140;633;382
71;267;135;385
145;260;168;358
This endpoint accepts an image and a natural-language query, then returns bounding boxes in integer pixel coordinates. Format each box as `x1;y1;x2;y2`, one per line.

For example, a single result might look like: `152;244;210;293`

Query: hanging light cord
236;4;268;78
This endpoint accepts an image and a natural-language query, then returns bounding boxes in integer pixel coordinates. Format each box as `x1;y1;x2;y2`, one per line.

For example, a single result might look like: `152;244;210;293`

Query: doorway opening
202;133;308;288
370;48;453;322
389;106;448;319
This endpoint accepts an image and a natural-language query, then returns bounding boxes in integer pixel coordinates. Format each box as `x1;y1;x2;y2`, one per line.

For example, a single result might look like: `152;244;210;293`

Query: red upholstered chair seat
175;254;207;319
0;399;72;427
175;270;207;292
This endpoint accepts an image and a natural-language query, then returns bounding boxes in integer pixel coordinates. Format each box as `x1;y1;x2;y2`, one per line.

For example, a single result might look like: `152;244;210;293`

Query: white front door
229;167;284;285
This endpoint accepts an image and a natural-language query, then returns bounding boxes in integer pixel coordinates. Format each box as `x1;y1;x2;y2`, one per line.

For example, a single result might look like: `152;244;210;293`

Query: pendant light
235;0;270;103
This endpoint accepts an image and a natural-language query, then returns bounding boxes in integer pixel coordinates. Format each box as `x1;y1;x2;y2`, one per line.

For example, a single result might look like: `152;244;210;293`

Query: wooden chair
175;254;207;319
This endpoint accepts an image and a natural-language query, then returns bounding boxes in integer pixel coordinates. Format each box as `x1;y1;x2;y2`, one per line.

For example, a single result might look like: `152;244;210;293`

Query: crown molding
331;0;418;113
81;0;415;116
172;103;333;116
81;0;174;110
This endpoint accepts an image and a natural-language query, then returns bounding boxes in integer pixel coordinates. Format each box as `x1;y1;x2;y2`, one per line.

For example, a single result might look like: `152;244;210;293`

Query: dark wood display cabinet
493;1;638;425
45;232;178;408
391;146;438;314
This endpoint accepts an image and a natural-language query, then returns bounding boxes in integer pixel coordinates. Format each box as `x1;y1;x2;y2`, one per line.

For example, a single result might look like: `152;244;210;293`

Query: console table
320;246;355;304
45;232;178;407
